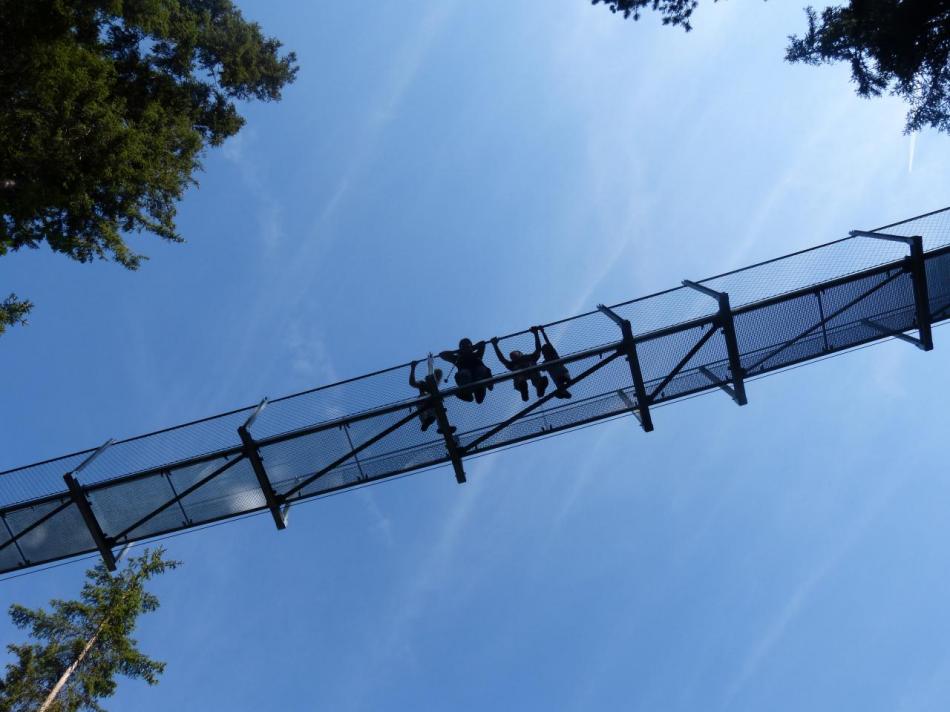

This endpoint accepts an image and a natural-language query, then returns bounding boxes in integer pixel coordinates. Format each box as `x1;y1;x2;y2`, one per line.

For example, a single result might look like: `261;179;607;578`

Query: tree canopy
0;549;179;712
593;1;950;134
0;0;297;333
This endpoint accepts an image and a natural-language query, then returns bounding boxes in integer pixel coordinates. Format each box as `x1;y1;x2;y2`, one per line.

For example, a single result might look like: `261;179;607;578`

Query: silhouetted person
409;361;457;434
539;327;571;399
439;338;493;404
491;327;548;401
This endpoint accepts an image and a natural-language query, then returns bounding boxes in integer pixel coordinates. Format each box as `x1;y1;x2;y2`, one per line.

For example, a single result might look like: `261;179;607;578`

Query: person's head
541;344;557;360
459;338;473;352
433;368;443;381
510;350;523;361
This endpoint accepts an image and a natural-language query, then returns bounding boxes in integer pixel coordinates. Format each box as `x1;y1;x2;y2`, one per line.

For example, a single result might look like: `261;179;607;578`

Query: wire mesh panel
2;499;95;568
1;207;949;575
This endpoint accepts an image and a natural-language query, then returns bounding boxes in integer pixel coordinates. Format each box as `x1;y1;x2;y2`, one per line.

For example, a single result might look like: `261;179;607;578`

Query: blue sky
3;1;950;710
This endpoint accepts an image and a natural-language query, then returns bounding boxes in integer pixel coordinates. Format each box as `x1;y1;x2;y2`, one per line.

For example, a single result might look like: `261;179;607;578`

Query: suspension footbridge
2;207;949;575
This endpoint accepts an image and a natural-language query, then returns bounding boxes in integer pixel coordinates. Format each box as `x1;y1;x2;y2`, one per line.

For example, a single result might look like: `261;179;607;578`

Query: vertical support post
596;304;654;431
909;236;934;351
163;471;192;527
64;473;116;571
682;281;747;406
341;424;368;482
238;398;287;530
62;438;117;570
849;230;933;351
424;375;466;484
816;290;830;351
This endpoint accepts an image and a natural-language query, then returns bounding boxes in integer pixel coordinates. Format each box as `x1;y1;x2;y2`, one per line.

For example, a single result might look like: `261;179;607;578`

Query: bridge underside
2;208;949;575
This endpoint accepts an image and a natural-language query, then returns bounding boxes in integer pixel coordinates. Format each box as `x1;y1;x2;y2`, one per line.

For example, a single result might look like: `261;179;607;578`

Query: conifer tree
0;549;179;712
0;0;298;333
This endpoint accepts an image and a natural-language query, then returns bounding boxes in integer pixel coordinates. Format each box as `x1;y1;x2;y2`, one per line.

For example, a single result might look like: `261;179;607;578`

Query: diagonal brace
341;425;368;482
615;390;645;426
462;350;622;453
698;365;740;402
0;514;26;564
648;325;717;403
860;318;929;350
0;499;72;558
597;304;653;431
682;281;747;405
425;375;466;484
109;457;242;543
745;269;904;373
280;408;420;500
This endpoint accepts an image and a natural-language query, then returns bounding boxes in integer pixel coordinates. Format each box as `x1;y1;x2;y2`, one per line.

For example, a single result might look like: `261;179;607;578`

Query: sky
3;1;950;710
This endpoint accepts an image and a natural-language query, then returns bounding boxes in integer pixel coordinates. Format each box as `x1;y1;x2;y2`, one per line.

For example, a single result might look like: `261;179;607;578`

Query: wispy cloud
206;2;460;405
284;316;338;384
342;458;494;708
870;341;909;399
357;489;395;548
723;469;912;706
316;1;458;224
221;128;285;251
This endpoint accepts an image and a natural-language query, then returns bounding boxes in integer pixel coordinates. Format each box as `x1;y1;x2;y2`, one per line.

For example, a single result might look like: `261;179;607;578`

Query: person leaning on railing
439;339;494;404
539;327;572;399
491;327;548;401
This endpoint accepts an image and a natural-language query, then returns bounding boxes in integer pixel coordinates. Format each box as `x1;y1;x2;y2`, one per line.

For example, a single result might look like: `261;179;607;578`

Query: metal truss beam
682;281;747;406
852;231;933;350
62;439;117;570
909;236;934;350
239;399;287;530
597;305;654;431
64;473;116;571
425;375;466;484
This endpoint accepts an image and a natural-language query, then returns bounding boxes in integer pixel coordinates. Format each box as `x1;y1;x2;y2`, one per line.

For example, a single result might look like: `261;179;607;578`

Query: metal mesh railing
2;206;948;575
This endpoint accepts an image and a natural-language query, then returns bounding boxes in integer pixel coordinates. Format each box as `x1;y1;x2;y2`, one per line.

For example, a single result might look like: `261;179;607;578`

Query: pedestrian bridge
2;207;949;576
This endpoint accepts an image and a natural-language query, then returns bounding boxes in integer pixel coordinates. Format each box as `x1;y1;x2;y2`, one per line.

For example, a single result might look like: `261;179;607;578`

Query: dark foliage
591;0;705;30
593;0;950;133
0;294;32;334
787;1;950;133
0;0;297;332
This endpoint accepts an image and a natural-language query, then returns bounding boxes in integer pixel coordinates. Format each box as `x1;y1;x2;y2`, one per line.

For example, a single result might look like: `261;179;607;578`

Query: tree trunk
37;619;106;712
